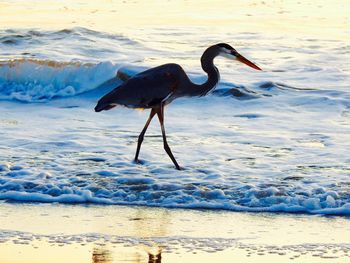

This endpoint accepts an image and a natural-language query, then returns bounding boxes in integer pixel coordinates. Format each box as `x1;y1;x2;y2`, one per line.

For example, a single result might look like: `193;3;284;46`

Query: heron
95;43;261;170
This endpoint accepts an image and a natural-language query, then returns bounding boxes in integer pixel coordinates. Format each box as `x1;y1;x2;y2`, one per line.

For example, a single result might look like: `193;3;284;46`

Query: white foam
1;167;349;215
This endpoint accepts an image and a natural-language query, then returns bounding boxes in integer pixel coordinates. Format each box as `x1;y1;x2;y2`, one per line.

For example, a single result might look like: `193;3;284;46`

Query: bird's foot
175;165;183;171
133;158;146;165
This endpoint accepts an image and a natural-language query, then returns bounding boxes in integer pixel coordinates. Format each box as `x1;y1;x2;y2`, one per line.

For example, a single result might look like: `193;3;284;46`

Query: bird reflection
148;248;162;263
92;248;112;263
91;245;164;263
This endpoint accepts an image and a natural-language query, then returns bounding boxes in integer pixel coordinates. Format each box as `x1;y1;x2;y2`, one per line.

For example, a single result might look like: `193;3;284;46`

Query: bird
94;43;261;170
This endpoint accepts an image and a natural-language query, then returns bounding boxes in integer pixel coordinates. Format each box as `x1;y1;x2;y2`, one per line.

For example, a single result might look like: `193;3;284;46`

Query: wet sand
0;203;349;262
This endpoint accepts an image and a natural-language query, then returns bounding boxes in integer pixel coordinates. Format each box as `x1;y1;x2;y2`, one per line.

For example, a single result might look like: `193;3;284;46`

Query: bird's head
216;43;262;71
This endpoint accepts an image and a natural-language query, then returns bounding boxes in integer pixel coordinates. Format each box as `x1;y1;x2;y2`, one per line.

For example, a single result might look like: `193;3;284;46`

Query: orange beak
236;53;262;71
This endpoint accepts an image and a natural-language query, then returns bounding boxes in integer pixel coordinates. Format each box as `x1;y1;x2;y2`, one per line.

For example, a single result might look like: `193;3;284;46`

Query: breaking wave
0;58;295;103
0;59;119;102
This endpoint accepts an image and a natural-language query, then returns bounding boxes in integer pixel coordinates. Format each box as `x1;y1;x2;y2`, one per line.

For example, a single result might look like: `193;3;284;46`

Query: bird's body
98;63;192;110
95;43;261;170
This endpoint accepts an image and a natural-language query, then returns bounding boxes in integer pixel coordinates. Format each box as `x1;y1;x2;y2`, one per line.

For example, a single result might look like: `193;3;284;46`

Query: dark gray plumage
95;43;261;170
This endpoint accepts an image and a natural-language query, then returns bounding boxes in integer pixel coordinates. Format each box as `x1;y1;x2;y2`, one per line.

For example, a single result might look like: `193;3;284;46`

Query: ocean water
0;1;350;215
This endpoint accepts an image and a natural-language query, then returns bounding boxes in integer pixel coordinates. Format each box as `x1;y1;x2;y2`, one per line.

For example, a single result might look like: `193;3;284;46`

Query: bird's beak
235;53;262;71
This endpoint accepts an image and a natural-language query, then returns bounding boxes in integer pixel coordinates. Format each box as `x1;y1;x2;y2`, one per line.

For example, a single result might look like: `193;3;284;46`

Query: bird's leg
134;108;157;163
156;105;181;170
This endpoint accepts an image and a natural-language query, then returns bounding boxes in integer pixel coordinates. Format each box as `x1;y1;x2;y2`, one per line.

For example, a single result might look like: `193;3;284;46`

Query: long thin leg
156;105;181;170
134;108;157;162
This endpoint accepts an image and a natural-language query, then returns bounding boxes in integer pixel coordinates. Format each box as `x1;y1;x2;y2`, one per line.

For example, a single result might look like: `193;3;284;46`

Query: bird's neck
191;47;220;96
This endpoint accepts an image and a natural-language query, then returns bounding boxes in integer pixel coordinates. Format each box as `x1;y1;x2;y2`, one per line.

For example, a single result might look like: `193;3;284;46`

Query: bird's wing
110;64;182;108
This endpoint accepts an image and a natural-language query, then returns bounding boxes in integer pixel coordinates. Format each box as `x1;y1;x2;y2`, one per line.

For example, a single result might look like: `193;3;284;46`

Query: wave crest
0;59;119;102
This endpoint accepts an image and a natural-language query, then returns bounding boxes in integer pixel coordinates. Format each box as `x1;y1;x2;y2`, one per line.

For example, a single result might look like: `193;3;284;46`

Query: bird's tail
94;103;117;112
94;89;119;112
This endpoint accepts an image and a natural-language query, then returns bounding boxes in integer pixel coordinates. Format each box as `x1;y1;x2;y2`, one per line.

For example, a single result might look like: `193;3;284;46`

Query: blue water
0;27;349;215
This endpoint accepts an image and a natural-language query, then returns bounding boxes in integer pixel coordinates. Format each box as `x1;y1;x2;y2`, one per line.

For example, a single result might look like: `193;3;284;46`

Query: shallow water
0;0;350;215
1;203;350;262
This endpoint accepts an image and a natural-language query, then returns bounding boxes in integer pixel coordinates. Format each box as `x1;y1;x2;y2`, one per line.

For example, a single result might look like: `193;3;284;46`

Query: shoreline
1;202;349;262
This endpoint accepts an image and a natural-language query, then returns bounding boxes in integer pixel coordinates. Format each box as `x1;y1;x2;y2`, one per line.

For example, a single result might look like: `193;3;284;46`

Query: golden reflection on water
131;206;171;238
0;0;349;40
0;58;92;68
1;202;350;262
